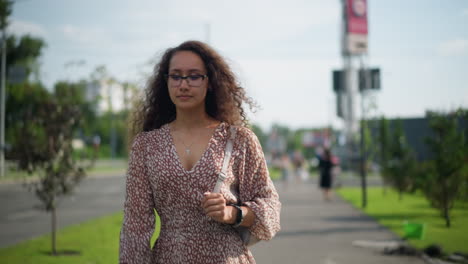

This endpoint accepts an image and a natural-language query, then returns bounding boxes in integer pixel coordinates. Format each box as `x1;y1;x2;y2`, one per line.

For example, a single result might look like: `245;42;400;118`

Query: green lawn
0;211;160;264
337;187;468;254
269;167;281;181
0;159;127;184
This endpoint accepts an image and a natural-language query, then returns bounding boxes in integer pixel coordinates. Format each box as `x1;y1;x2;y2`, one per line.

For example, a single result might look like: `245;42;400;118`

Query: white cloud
436;39;468;56
7;19;47;37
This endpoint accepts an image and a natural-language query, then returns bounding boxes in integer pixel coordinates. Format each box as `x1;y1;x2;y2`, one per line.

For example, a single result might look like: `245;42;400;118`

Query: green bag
403;221;426;240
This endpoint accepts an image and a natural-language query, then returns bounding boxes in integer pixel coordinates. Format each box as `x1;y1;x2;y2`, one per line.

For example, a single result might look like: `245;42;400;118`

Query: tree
4;32;48;163
420;110;467;227
8;83;90;254
88;65;133;158
377;116;392;194
359;118;377;208
250;123;267;148
4;34;47;150
386;119;416;200
0;0;12;31
6;35;46;82
3;2;96;253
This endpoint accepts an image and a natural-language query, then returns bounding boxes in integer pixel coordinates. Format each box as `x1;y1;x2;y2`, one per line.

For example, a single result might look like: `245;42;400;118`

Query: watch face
232;205;244;227
352;0;367;17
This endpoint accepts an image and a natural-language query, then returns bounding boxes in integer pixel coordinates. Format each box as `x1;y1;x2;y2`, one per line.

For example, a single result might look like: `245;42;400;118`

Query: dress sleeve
236;128;281;241
119;133;156;264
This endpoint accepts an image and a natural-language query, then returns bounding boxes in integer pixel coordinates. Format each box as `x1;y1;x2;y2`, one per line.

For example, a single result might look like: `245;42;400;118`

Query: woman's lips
177;95;192;100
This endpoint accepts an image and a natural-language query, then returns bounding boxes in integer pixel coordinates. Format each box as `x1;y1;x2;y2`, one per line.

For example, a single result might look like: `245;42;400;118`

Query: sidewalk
251;180;426;264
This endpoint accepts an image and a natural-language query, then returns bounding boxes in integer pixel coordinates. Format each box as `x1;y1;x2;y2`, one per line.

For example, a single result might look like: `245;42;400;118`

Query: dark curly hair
131;40;256;136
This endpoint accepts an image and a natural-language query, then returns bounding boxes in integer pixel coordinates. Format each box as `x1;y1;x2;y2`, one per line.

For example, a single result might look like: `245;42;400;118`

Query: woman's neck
172;108;218;131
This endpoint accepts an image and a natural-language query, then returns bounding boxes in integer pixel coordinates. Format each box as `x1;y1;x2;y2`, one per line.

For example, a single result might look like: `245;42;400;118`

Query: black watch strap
230;204;244;228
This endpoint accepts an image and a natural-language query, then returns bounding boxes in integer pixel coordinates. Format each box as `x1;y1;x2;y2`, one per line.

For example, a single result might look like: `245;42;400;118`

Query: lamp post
0;27;6;177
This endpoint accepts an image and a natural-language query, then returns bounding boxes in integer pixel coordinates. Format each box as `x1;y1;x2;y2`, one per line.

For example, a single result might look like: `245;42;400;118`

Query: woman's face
167;51;209;112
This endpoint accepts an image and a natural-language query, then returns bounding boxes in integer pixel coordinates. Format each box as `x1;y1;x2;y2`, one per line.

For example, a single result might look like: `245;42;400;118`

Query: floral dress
119;122;281;264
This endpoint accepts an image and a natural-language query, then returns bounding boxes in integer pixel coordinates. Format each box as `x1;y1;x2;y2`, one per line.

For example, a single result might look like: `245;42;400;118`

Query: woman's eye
189;75;201;81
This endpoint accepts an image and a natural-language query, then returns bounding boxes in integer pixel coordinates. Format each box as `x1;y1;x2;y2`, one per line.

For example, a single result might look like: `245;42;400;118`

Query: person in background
292;150;305;183
280;153;292;190
317;147;334;201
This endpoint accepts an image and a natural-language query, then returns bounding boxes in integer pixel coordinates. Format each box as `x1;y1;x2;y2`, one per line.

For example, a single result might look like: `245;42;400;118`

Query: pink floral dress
119;122;281;264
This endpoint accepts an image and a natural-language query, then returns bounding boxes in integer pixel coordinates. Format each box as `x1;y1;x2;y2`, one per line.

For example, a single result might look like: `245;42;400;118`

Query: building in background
85;80;132;114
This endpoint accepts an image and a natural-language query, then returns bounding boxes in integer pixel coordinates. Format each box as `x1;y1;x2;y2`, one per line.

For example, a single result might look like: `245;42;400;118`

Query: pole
341;0;352;170
359;55;368;208
0;28;6;178
360;96;367;208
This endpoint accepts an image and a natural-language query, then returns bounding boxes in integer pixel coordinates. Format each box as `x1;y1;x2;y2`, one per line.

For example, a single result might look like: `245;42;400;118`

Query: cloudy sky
9;0;468;130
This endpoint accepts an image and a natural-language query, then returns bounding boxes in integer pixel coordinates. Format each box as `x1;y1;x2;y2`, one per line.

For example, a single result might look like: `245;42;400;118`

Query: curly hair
131;40;256;136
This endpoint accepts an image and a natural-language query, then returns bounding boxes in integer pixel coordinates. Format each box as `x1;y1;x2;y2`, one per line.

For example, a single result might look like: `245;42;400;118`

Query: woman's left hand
201;192;235;224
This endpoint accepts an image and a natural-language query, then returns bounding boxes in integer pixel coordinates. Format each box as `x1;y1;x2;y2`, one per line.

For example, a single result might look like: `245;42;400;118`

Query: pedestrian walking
280;153;292;190
317;147;335;201
119;40;281;264
292;150;305;183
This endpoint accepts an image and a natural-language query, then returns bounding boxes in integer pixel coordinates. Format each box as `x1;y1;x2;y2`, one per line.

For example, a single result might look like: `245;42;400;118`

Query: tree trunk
442;182;451;228
51;206;57;255
444;205;451;228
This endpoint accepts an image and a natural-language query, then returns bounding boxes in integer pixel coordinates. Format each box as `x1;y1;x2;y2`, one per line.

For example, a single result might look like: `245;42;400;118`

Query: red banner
346;0;368;35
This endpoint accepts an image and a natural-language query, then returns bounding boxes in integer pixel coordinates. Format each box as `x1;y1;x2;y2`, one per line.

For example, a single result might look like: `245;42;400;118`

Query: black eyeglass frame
165;74;208;87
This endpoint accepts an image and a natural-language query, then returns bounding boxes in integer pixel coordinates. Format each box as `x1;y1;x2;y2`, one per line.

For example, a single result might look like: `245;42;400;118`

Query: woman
119;40;281;264
317;148;334;201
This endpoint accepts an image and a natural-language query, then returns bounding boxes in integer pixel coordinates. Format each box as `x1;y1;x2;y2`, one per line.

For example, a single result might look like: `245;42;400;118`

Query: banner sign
344;0;368;54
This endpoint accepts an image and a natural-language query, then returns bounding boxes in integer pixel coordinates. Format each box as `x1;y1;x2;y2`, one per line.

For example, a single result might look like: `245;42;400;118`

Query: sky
8;0;468;131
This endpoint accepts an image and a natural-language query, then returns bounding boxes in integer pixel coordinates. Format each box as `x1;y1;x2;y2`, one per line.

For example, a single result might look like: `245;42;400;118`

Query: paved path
251;180;425;264
0;174;126;248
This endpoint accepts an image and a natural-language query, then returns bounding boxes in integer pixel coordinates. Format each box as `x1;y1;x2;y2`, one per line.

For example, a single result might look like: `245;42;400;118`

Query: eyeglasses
166;74;208;87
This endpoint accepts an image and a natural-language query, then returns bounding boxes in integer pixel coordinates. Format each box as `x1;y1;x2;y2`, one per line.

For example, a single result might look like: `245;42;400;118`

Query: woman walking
119;40;281;264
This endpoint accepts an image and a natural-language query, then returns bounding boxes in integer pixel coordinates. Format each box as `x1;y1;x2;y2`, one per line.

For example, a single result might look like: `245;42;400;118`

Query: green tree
0;0;12;31
459;109;468;202
88;65;133;158
251;123;267;148
54;80;101;161
6;35;46;81
421;110;467;227
8;84;90;254
5;82;51;169
4;34;47;149
387;119;416;200
377;116;392;194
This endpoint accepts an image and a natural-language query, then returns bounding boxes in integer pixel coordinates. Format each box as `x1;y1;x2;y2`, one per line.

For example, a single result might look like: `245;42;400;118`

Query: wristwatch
230;204;244;228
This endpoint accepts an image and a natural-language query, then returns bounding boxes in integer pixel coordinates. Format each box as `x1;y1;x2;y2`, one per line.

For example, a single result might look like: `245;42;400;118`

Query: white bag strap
213;126;237;193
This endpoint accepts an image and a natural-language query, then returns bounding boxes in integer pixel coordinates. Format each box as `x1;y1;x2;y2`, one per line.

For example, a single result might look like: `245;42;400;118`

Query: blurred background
3;0;467;160
0;0;467;263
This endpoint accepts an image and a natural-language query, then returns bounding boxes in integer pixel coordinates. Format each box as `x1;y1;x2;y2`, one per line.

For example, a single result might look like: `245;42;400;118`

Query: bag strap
213;126;237;193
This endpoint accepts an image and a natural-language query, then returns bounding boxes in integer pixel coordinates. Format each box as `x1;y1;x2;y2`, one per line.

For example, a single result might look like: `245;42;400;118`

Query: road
0;175;126;248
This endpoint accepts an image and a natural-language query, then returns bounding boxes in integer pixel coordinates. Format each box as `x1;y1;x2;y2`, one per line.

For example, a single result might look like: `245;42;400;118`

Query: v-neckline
167;122;225;173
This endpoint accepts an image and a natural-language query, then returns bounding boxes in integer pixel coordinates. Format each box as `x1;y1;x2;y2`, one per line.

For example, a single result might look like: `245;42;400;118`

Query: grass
86;159;127;176
0;159;127;184
0;211;161;264
337;187;468;254
269;167;281;181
